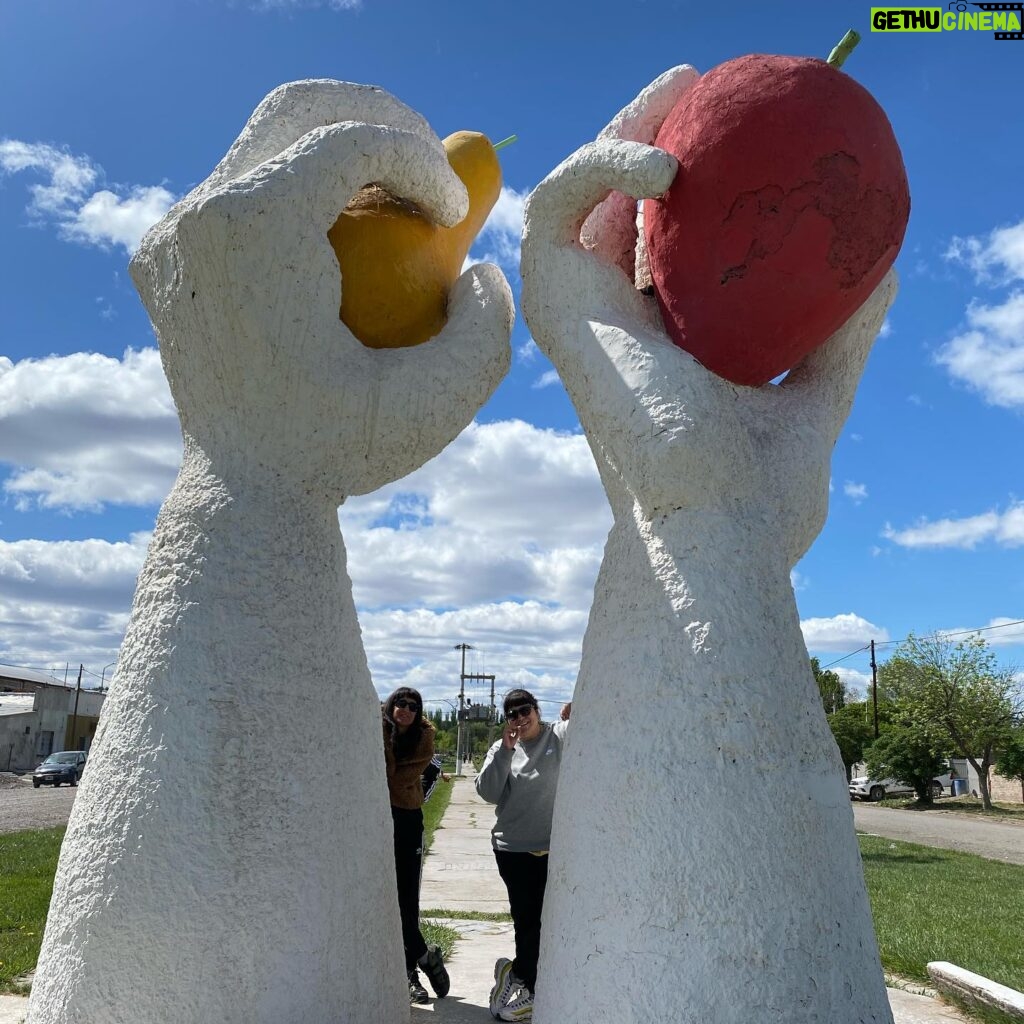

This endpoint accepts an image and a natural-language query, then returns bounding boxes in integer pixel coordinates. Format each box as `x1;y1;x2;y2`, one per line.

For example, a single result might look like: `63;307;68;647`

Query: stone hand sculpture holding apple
521;67;896;1024
27;80;511;1024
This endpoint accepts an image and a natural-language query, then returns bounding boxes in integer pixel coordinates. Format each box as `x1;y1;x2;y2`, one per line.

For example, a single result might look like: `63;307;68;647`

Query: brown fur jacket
383;716;436;810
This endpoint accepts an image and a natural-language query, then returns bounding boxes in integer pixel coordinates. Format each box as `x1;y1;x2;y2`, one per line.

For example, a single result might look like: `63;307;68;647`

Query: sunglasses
505;704;534;722
393;699;420;713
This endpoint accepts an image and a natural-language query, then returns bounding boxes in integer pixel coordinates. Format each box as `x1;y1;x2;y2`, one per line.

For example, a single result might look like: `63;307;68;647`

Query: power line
820;646;870;670
819;617;1024;671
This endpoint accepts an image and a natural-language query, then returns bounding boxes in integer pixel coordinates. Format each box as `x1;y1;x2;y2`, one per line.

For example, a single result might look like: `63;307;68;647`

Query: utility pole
454;644;472;776
70;664;83;750
454;643;497;773
870;639;879;738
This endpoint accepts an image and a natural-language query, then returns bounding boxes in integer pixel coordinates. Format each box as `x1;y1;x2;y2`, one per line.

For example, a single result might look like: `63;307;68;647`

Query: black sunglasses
505;704;534;722
393;699;420;712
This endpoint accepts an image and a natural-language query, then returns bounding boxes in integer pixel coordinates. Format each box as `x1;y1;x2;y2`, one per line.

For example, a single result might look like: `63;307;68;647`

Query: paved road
853;802;1024;865
0;779;76;833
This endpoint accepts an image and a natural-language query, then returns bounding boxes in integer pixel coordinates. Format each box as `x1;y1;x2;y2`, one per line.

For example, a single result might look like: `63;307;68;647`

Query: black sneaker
408;969;430;1004
417;944;450;998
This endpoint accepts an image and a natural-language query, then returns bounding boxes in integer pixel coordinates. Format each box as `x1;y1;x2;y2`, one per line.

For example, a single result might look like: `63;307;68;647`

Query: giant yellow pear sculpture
329;131;502;348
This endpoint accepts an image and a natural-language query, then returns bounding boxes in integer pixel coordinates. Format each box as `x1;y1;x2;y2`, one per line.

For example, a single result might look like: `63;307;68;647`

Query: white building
0;665;107;771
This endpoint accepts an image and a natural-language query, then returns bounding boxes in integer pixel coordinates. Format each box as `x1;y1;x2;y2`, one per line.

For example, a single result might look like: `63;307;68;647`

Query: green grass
420;919;460;960
882;796;1024;818
0;827;64;991
422;908;512;922
859;833;1024;993
422;778;454;852
6;816;1022;1012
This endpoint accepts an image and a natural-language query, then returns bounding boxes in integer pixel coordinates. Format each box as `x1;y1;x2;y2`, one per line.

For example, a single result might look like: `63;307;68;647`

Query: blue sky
1;0;1022;707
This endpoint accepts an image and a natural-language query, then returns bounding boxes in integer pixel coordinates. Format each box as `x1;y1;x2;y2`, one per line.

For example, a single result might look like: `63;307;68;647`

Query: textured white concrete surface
928;962;1024;1020
26;80;511;1024
521;69;899;1024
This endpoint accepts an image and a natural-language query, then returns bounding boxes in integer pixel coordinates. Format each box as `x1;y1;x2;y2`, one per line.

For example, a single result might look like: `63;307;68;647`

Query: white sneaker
498;988;534;1022
489;958;517;1017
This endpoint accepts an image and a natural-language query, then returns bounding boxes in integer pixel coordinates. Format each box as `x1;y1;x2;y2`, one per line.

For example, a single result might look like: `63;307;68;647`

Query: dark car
33;751;88;788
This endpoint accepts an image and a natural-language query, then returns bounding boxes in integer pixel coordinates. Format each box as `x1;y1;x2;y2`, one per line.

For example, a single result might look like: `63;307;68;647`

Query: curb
928;962;1024;1020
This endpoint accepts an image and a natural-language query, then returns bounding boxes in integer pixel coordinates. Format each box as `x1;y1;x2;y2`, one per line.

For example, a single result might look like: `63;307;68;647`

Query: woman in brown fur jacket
383;686;450;1003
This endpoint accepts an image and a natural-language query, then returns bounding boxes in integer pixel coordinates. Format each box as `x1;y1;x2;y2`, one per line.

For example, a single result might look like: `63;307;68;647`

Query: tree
995;723;1024;803
827;702;874;779
863;724;950;803
811;657;847;714
882;633;1022;809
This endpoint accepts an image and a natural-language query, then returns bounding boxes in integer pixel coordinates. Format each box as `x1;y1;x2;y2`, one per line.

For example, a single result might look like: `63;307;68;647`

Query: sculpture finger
522;140;679;389
580;67;700;277
243;120;467;231
193;121;467;324
522;139;676;345
524;139;676;253
209;79;440;187
779;270;898;447
597;65;700;146
346;263;513;496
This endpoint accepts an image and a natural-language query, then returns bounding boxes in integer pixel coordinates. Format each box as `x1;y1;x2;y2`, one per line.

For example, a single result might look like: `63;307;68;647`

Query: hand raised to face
521;67;896;569
131;80;513;500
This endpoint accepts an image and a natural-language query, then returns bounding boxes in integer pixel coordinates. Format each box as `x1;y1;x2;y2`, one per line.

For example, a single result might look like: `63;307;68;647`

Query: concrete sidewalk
0;768;973;1023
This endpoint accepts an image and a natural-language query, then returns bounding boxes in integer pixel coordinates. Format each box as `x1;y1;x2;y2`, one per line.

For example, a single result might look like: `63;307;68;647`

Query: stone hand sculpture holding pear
521;67;897;1024
27;79;512;1024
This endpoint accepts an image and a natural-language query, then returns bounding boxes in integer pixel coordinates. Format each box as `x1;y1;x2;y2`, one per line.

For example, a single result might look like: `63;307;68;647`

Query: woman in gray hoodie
475;689;570;1022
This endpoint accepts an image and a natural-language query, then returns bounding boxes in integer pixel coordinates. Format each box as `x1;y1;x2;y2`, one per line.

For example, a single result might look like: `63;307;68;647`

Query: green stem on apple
826;29;861;69
494;135;518;151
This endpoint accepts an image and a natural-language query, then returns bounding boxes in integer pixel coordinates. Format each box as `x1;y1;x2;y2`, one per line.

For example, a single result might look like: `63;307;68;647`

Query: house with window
0;665;107;772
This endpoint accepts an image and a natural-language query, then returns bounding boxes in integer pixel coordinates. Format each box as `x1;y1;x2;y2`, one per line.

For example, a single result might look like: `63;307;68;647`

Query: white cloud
938;617;1024;648
801;613;889;652
0;139;175;253
934;292;1024;410
250;0;361;9
338;419;609;698
0;348;181;511
946;220;1024;284
939;219;1024;410
0;534;150;672
835;667;873;699
844;481;868;503
517;339;540;363
0;415;608;702
466;185;528;279
531;369;561;390
882;504;1024;550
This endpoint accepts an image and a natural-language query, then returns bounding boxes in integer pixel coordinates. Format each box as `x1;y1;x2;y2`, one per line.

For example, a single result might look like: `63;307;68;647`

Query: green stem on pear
827;29;861;69
494;135;518;151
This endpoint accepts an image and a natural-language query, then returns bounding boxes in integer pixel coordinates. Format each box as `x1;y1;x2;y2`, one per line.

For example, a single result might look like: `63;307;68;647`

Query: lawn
0;826;64;991
859;833;1024;992
0;782;460;993
4;809;1022;1006
882;795;1024;819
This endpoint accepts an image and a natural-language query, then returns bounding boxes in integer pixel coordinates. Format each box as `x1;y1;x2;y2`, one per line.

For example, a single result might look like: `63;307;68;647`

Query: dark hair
384;686;426;759
503;688;539;717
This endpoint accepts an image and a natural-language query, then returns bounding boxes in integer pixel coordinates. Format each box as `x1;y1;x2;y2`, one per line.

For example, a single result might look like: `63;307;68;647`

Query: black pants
392;806;428;971
494;850;549;992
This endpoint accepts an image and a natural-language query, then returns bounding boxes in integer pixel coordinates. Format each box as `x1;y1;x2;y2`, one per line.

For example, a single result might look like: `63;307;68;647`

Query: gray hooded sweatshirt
475;719;569;853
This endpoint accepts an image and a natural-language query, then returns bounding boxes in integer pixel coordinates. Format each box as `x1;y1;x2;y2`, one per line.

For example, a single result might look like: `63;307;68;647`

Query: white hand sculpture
522;69;895;1024
28;80;511;1024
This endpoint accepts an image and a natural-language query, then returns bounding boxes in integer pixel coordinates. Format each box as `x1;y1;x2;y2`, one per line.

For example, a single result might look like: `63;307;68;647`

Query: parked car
849;771;952;802
33;751;88;788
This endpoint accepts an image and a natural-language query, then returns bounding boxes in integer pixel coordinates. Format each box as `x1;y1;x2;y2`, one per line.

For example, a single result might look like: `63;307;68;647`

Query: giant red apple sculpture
643;50;910;387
